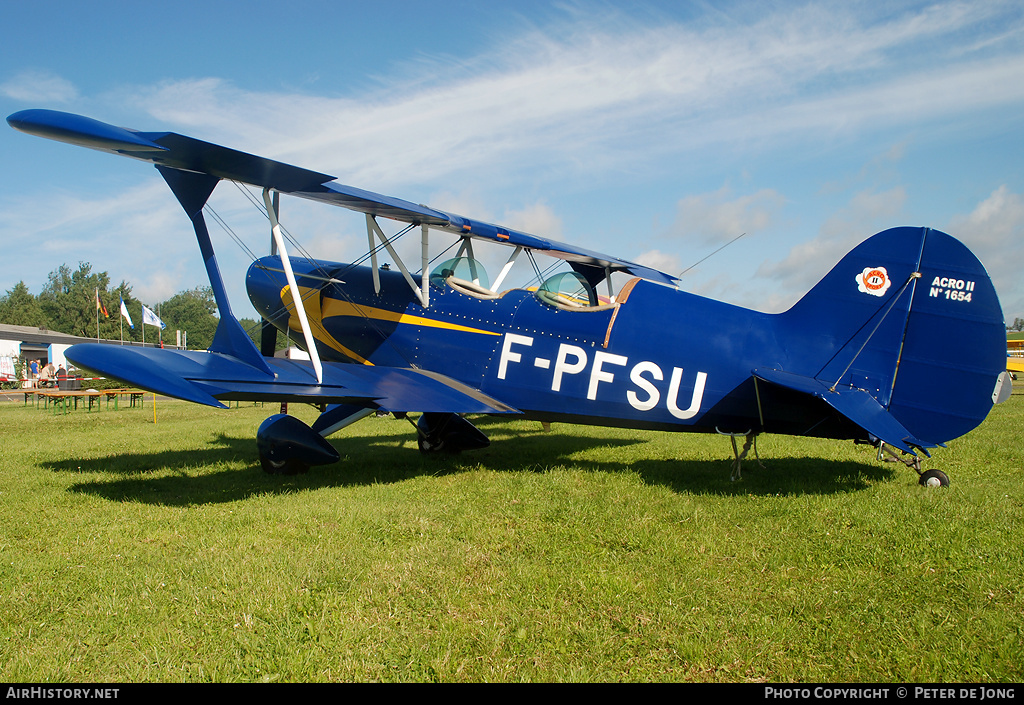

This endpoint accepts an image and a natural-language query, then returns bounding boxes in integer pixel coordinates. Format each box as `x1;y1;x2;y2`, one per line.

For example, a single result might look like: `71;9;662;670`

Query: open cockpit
428;255;622;310
430;256;500;299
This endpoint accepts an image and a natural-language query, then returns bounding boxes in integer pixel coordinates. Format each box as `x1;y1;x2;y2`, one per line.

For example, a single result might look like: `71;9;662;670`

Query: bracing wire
677;232;747;278
209;181;431;368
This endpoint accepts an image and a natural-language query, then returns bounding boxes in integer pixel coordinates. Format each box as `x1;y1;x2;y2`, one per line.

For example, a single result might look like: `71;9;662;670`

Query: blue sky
2;0;1023;325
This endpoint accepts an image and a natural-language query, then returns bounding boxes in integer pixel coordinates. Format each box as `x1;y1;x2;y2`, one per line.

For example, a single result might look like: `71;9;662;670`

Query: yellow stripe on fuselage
321;298;500;336
279;285;500;366
280;285;373;365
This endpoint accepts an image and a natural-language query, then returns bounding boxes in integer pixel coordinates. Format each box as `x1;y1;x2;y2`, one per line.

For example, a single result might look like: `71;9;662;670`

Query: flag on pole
142;304;166;329
120;297;134;329
95;288;109;318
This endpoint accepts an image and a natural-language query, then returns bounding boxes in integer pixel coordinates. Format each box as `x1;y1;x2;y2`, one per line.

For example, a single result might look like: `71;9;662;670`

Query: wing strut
263;188;323;384
157;165;272;376
364;215;430;308
491;246;524;292
260;190;281;357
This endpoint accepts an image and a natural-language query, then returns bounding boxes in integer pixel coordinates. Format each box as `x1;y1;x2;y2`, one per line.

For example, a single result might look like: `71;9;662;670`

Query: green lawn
1;388;1021;682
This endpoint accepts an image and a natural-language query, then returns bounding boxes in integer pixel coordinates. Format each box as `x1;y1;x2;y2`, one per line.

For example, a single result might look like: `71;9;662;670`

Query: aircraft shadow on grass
49;423;894;507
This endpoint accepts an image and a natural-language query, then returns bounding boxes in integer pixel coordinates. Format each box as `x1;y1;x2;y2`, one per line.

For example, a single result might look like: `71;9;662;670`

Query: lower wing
66;343;518;415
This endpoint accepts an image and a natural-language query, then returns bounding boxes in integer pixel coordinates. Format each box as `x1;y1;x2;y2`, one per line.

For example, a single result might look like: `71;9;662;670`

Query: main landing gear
255;410;491;474
408;412;490;454
877;443;950;487
256;413;340;475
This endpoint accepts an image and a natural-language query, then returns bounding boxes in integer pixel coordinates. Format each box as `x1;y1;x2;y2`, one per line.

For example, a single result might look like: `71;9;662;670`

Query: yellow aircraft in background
1008;340;1024;379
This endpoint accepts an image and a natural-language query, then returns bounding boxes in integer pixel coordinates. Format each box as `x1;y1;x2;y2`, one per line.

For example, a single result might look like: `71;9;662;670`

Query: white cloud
755;186;907;310
503;202;563;241
750;184;1024;319
110;1;1024;196
1;69;78;103
668;186;785;244
0;179;205;306
634;249;682;275
947;185;1024;322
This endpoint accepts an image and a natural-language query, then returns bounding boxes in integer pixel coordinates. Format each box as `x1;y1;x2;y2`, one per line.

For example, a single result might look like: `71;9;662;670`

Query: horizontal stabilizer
753;368;935;455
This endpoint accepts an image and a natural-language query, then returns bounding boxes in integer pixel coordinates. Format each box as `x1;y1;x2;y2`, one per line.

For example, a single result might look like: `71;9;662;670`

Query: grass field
1;387;1021;682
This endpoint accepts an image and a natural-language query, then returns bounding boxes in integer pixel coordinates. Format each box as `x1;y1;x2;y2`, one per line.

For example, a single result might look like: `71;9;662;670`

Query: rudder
781;227;1005;446
888;229;1005;443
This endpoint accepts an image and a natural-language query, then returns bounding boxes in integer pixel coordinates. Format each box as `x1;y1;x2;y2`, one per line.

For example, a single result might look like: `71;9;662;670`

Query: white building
0;322;91;377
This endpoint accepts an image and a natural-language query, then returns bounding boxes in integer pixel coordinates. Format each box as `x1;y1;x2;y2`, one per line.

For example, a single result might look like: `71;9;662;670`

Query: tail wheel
918;469;950;488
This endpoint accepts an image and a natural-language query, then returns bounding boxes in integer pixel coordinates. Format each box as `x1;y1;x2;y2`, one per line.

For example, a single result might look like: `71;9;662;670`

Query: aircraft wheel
416;436;464;454
259;453;310;475
417;436;444;454
918;469;950;488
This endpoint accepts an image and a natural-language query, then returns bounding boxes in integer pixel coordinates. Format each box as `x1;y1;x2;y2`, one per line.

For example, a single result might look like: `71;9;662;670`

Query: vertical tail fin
781;227;1005;445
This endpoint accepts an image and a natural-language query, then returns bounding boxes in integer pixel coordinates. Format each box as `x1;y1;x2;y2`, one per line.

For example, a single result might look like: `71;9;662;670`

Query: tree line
0;261;265;351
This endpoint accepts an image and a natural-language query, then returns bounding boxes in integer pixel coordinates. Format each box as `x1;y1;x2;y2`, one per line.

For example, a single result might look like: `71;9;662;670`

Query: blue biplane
8;109;1012;486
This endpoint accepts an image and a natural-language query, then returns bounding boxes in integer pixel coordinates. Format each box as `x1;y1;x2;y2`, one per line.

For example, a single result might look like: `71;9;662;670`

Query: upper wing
8;109;679;287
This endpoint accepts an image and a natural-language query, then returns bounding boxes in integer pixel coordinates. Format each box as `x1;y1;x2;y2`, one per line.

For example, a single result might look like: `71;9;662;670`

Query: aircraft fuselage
247;257;850;440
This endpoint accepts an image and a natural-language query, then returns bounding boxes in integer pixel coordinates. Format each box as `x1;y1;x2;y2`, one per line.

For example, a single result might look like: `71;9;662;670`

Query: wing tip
8;109;167;153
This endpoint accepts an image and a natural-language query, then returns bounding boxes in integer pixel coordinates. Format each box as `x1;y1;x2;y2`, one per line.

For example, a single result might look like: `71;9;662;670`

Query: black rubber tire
259;453;310;475
918;469;950;488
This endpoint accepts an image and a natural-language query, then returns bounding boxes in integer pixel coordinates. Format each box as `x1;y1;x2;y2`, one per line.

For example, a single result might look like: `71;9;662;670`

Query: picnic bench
31;388;146;414
102;389;146;409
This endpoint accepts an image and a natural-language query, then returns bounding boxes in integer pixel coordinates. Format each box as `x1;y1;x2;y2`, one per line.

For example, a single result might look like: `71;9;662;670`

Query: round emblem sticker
856;266;891;297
